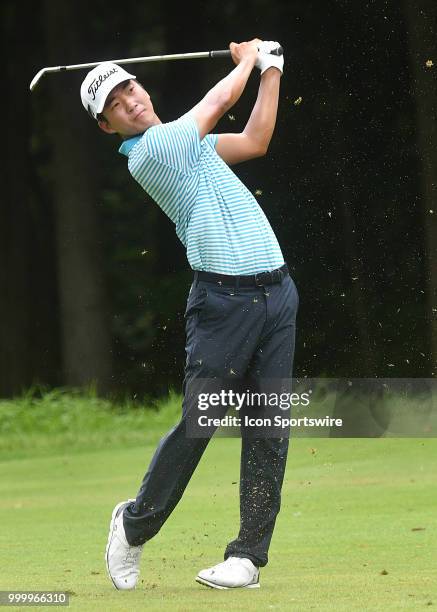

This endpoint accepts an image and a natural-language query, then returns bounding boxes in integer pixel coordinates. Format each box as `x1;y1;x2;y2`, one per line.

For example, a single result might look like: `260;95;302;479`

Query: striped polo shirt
119;113;284;275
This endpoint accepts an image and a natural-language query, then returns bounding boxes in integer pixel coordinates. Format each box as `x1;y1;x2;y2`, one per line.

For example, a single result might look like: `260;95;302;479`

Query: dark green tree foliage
403;0;437;375
0;0;433;397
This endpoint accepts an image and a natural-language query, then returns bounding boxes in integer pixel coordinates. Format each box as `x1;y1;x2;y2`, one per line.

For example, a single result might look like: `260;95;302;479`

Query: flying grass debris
294;96;303;106
425;59;433;68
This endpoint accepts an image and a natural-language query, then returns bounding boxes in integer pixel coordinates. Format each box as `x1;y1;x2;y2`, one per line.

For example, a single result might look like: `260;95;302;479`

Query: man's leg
122;418;210;544
105;373;216;590
225;275;299;567
122;279;267;545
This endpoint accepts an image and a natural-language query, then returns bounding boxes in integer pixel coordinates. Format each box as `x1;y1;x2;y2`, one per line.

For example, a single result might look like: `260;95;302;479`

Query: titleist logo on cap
88;66;118;101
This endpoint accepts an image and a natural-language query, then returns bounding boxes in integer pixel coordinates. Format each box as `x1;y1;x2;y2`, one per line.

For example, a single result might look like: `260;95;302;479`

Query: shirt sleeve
203;133;218;149
142;113;202;174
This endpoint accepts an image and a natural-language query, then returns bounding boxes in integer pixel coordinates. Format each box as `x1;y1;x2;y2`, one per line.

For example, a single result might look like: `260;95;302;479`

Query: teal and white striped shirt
119;113;284;275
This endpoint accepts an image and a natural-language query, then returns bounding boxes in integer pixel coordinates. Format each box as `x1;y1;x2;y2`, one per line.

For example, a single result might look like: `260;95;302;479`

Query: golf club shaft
29;46;283;91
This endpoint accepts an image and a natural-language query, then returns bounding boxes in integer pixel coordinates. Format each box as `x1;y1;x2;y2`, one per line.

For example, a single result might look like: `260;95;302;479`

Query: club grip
209;50;232;58
210;45;283;59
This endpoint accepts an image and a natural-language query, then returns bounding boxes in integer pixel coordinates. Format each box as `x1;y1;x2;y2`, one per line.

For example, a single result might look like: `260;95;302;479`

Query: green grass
0;388;181;461
0;391;436;609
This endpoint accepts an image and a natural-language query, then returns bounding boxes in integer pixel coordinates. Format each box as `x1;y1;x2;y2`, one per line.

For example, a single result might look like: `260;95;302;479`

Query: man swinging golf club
80;37;299;590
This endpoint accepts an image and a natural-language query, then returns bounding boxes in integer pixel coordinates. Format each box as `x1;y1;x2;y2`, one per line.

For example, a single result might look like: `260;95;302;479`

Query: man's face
98;80;158;137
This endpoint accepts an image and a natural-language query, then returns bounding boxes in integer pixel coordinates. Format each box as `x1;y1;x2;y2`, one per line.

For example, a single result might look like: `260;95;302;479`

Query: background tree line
1;0;436;398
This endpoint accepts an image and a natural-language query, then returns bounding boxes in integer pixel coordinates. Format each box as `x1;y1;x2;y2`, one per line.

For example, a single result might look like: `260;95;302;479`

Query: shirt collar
118;135;142;157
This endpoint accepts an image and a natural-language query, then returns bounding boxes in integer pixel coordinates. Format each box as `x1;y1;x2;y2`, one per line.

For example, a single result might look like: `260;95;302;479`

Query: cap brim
95;71;136;115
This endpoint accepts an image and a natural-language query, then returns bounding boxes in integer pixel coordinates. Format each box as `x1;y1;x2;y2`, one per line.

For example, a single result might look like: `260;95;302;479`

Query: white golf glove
256;40;284;75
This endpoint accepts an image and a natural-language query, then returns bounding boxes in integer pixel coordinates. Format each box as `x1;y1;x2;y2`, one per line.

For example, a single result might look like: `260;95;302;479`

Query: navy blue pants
123;271;299;567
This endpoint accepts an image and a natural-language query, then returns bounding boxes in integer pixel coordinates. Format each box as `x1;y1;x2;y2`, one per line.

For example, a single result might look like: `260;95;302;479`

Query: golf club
29;46;284;92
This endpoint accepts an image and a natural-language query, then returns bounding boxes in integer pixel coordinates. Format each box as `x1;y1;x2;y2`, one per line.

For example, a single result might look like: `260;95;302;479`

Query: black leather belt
194;263;289;287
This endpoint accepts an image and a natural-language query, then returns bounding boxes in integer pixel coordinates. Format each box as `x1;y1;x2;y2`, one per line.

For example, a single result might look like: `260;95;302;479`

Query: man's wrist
260;66;282;78
240;54;257;69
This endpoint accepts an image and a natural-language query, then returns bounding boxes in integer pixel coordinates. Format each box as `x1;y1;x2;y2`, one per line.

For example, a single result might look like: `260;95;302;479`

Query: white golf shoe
196;556;260;589
105;500;144;590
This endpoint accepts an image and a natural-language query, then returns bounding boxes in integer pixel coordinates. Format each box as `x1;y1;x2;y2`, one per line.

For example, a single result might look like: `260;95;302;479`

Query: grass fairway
0;436;436;610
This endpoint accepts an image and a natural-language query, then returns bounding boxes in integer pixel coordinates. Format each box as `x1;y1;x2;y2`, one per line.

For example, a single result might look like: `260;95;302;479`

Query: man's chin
134;116;152;131
119;116;154;138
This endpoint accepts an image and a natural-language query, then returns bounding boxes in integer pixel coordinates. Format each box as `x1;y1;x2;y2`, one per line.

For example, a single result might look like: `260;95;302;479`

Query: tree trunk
403;0;437;375
43;1;113;392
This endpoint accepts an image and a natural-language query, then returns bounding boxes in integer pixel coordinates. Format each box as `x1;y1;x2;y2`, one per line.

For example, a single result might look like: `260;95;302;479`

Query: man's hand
229;39;261;67
256;41;284;75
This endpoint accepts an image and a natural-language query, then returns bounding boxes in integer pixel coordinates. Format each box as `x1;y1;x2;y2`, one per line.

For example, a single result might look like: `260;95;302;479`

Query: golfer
80;38;298;590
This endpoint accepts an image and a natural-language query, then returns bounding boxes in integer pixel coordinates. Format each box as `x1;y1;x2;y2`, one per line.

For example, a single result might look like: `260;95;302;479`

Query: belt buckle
255;268;284;286
255;271;271;286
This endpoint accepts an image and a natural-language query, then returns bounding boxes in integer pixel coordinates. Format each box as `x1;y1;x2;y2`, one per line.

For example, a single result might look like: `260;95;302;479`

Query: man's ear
98;118;116;134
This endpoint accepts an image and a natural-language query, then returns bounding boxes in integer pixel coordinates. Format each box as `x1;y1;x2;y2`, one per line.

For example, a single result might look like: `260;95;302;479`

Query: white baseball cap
80;62;136;119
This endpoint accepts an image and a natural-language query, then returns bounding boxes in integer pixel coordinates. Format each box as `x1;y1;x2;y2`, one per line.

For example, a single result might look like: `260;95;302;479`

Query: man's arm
215;68;281;165
190;40;259;140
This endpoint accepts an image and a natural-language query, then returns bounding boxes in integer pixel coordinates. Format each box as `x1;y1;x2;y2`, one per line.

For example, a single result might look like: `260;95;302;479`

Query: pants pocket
184;285;208;319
